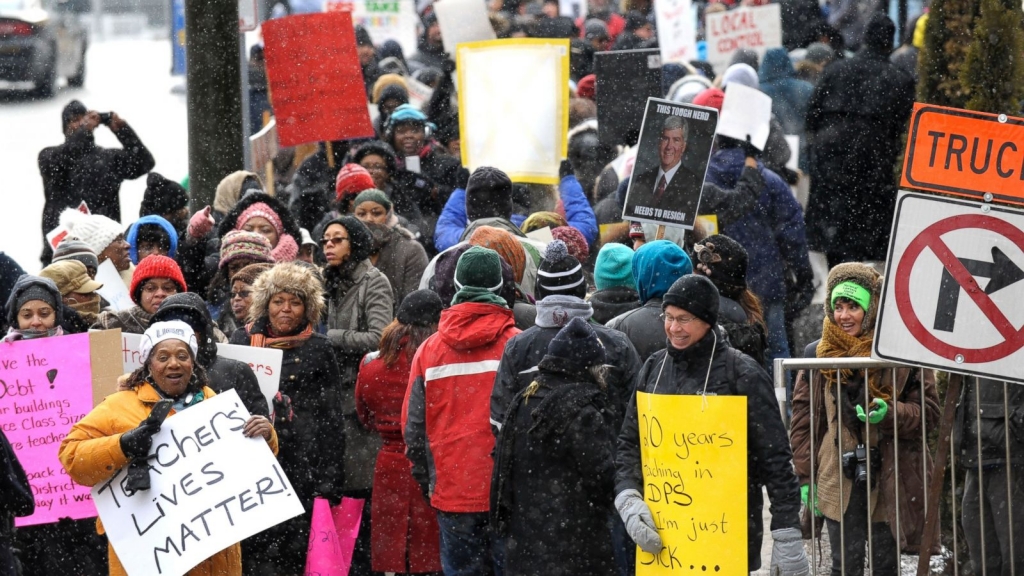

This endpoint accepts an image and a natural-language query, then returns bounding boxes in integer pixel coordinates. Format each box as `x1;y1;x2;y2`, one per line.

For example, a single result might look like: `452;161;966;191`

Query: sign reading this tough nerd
902;103;1024;206
635;392;747;575
622;98;718;229
92;390;303;576
874;192;1024;382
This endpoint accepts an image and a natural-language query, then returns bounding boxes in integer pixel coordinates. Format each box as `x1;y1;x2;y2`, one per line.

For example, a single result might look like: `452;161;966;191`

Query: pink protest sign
305;497;363;575
0;333;98;526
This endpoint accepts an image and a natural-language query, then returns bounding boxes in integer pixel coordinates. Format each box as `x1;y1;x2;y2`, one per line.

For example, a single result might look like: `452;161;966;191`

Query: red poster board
263;12;374;147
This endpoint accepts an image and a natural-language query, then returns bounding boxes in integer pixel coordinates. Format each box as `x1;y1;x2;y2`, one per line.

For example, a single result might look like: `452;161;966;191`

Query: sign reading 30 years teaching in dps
623;98;718;230
635;392;747;575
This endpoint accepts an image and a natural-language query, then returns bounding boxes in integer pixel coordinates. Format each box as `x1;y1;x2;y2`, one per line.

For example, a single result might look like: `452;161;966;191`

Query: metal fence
773;357;1021;575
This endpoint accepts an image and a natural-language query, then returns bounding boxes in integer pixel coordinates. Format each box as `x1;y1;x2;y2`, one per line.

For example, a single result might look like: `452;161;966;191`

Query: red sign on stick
263;12;374;147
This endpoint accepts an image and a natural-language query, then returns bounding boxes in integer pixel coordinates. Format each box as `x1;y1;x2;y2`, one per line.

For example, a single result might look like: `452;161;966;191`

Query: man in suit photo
625;115;703;224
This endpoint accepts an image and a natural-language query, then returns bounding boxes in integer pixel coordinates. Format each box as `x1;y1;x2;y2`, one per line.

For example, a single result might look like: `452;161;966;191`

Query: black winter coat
0;428;33;576
492;363;617;576
804;29;915;263
955;378;1024;468
207;356;270;418
588;287;641;326
606;298;666;363
615;329;801;571
38;125;154;241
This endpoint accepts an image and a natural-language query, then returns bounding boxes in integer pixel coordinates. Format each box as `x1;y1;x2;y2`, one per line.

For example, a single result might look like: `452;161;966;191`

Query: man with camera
38;99;155;263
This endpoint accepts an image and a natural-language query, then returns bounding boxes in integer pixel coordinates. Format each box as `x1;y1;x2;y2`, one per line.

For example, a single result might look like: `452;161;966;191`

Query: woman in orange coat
58;320;278;576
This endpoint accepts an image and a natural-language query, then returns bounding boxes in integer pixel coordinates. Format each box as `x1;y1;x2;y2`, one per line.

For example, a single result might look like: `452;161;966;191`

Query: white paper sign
346;0;419;57
95;260;135;312
717;83;772;150
92;390;303;576
434;0;496;53
558;0;586;19
121;333;282;412
458;39;569;183
785;135;799;171
704;4;782;74
655;0;696;64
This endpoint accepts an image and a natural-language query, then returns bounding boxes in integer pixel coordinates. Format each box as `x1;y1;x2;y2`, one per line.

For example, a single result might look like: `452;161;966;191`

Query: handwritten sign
120;333;281;411
1;333;100;526
635;392;747;574
96;260;134;312
655;0;695;64
704;4;781;74
327;0;418;57
263;12;375;147
93;390;304;576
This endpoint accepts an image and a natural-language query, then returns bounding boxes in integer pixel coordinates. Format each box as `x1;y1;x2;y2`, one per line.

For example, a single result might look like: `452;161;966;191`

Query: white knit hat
58;209;124;256
140;320;198;361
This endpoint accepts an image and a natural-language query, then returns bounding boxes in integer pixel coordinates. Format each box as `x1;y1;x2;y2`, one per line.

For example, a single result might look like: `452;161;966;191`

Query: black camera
97;112;113;124
841;444;881;486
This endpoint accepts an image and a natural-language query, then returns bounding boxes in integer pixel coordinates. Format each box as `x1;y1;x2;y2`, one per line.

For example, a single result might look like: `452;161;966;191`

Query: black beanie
324;215;374;264
662;274;720;327
398;289;444;327
62;100;87;132
140;172;190;217
535;240;587;301
354;25;374;47
692;234;748;300
465;167;513;222
545;316;606;368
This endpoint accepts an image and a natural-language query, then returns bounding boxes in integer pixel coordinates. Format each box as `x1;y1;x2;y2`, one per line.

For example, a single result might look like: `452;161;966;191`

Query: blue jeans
436;511;504;576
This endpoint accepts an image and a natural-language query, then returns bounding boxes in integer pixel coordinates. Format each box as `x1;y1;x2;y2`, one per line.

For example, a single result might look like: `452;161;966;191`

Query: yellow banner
635;391;748;574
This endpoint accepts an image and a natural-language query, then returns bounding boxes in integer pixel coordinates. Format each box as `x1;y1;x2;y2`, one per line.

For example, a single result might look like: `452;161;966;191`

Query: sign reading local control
874;192;1024;382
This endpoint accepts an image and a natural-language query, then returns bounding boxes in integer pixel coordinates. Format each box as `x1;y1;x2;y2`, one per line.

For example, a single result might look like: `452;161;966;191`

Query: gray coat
374;226;428;309
326;259;395;492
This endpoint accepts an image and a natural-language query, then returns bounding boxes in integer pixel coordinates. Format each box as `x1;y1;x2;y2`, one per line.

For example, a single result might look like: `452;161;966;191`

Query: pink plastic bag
304;497;365;576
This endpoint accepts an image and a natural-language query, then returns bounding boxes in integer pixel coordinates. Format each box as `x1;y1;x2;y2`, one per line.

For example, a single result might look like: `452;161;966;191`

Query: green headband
831;281;871;312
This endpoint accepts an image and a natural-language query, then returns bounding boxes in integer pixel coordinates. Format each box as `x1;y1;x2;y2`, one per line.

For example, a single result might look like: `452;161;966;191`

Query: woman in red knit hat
91;254;187;334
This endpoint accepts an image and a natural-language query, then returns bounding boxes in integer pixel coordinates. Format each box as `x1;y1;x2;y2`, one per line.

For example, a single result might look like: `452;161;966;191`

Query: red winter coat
402;302;520;513
355;348;442;574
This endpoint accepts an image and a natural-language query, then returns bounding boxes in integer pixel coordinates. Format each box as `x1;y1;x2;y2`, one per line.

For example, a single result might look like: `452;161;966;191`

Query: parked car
0;0;88;97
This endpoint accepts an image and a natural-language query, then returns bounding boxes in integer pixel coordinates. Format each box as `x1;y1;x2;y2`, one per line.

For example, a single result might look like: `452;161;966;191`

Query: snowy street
0;37;188;270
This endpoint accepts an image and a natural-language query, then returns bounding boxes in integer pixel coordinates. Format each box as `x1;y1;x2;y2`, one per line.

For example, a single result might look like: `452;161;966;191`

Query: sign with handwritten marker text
635;392;747;574
0;333;99;526
93;389;303;576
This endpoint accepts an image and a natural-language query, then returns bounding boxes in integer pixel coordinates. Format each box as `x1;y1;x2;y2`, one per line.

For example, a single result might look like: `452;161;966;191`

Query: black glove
119;418;160;459
559;159;574;180
741;135;761;159
441;56;456;75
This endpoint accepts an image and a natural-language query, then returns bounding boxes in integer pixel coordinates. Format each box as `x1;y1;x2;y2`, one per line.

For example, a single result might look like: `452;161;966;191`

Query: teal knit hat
352;189;393;212
455;246;503;292
594;243;635;291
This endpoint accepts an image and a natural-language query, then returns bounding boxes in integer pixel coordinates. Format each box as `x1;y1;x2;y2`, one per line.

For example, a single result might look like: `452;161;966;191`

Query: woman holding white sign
58;321;277;576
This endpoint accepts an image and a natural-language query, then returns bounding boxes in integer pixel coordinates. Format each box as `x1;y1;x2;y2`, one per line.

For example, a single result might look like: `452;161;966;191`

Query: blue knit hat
126;215;179;265
632;240;692;303
594;243;635;291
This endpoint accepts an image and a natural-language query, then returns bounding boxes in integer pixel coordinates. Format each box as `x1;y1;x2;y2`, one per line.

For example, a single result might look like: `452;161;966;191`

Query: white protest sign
458;39;569;184
96;260;134;312
121;333;282;412
704;4;781;74
559;0;586;19
92;390;303;576
434;0;496;53
353;0;419;57
250;118;279;170
655;0;696;64
717;83;772;150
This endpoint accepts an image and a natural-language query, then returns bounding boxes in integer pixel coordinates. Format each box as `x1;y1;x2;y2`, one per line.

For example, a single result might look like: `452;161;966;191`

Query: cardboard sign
1;332;120;526
655;0;696;64
120;333;282;412
622;98;718;229
635;392;747;575
704;4;782;74
92;390;303;576
434;0;496;54
263;12;375;147
901;103;1024;206
717;83;772;150
595;49;662;149
95;260;134;312
457;39;570;184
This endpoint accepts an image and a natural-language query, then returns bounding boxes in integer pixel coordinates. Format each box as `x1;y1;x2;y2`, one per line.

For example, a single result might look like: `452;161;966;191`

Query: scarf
248;321;314;350
451;286;508;307
815;316;890;401
2;326;64;342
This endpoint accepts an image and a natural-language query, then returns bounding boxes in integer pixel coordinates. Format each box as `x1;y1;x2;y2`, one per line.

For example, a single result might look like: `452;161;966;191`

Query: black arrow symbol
933;246;1024;332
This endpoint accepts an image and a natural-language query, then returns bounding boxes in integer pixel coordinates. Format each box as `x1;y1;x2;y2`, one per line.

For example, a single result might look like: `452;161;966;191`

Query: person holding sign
790;263;939;575
627;116;704;224
3;275;65;341
58;321;277;576
614;274;808;574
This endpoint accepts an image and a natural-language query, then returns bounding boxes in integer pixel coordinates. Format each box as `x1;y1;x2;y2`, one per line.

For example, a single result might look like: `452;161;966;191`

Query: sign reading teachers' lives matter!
622;97;718;229
635;392;747;575
92;390;303;576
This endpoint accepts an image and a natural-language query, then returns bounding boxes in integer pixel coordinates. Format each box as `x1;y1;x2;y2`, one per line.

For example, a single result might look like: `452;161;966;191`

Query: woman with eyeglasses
614;274;809;575
92;255;187;334
218;262;273;337
321;215;395;574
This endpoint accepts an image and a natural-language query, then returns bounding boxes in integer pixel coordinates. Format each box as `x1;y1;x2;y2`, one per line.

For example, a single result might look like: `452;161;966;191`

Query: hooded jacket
152;292;269;417
588;286;641;325
402;302;520;512
5;275;64;330
758;48;815;136
126;215;179;264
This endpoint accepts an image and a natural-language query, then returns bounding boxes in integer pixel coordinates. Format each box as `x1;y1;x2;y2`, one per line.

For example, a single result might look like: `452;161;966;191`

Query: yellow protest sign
636;391;748;574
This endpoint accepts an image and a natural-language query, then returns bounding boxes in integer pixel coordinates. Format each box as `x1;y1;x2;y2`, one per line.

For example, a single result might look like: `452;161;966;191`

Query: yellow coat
58;383;280;576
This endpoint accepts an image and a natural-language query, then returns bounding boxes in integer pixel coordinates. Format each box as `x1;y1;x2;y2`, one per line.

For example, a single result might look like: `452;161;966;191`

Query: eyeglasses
661;313;698;326
362;163;387;173
230;290;252;299
319;236;349;247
